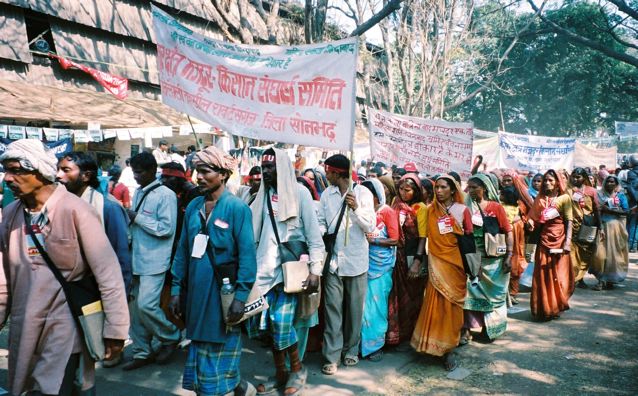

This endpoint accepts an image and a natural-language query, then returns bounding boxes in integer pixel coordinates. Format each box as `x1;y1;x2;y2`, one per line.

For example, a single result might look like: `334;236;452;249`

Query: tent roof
0;79;189;128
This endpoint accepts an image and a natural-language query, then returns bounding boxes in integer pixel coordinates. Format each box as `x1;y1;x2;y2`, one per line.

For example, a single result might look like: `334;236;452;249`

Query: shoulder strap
134;183;162;212
265;190;282;246
332;201;347;235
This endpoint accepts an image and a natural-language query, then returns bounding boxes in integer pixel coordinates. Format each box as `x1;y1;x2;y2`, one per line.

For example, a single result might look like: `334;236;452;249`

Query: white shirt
318;184;376;276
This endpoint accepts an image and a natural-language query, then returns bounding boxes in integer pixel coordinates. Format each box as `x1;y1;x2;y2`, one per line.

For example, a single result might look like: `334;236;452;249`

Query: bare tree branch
349;0;404;37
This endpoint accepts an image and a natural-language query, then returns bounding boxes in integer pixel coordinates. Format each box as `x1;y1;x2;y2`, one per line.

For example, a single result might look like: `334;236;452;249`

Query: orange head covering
502;169;534;209
528;169;567;222
436;174;464;204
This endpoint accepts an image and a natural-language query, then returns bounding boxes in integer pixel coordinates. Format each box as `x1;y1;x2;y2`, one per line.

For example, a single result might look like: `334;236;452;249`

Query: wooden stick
187;115;203;150
344;150;353;246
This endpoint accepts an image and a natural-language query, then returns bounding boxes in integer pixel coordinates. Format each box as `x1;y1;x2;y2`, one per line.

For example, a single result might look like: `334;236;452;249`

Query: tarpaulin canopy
0;79;189;128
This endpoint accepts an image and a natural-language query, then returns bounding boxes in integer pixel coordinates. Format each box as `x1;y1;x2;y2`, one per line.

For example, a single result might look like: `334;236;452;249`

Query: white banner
368;108;474;178
615;121;638;136
472;135;500;171
499;131;575;171
574;142;617;168
152;5;357;151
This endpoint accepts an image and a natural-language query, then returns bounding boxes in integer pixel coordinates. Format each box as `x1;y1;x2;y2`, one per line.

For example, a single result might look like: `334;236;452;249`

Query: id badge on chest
471;211;483;227
541;207;560;222
438;215;454;235
192;234;209;258
572;191;583;203
25;224;45;257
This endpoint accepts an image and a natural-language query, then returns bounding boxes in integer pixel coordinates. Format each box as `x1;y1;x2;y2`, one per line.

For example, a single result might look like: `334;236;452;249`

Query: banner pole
187;115;203;150
343;37;360;247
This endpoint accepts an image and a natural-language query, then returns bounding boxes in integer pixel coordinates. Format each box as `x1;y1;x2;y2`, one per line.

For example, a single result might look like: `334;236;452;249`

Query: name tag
192;234;209;258
471;211;483;227
25;224;44;257
541;207;560;222
572;191;583;202
213;219;229;229
438;215;454;235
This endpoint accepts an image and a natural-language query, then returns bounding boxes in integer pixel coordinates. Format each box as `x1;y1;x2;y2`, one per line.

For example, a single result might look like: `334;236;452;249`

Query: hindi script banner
152;5;357;151
368;108;474;178
499;131;575;171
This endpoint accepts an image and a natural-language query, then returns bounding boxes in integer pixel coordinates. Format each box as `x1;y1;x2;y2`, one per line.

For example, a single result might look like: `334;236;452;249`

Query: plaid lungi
183;329;242;396
248;284;298;351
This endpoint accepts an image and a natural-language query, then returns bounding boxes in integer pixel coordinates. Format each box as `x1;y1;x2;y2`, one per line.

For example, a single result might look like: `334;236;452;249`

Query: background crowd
0;139;633;396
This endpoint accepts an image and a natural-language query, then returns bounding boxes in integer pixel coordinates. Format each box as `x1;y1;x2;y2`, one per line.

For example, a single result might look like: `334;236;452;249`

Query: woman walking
527;170;574;321
386;174;428;346
591;175;629;290
360;179;399;361
411;175;473;371
461;175;513;343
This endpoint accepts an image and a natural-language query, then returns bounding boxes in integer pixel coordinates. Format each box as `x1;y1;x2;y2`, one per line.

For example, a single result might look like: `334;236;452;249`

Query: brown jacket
0;185;129;395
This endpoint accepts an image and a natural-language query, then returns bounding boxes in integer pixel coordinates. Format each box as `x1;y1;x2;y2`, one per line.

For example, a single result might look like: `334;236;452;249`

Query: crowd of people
0;138;633;396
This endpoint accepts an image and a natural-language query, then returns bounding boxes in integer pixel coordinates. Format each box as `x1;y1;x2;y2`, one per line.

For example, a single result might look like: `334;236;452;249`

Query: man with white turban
0;139;129;395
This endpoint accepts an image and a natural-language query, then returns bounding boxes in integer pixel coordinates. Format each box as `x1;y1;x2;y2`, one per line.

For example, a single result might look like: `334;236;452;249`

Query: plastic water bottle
221;278;234;295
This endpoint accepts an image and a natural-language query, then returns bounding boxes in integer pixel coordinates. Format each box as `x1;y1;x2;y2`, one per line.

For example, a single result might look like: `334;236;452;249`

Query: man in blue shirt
169;146;257;396
124;152;181;370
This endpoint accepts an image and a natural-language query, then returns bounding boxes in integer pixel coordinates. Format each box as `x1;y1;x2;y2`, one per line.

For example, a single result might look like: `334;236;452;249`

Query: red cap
404;162;418;172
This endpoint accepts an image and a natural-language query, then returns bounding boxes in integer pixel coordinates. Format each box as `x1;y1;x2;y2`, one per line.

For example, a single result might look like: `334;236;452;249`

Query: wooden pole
187;115;203;150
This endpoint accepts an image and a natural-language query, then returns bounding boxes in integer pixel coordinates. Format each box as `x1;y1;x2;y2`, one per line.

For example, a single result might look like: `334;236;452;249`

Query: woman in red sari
527;169;574;321
386;174;427;346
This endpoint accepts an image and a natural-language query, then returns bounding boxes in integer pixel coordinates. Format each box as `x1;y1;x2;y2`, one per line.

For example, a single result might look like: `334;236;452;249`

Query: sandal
367;350;383;362
443;352;459;371
321;362;338;375
342;356;359;366
459;329;471;346
284;367;307;396
256;376;287;395
225;380;257;396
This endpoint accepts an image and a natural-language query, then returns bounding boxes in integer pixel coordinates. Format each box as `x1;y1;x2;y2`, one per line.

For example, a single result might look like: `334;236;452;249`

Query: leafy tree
448;1;638;136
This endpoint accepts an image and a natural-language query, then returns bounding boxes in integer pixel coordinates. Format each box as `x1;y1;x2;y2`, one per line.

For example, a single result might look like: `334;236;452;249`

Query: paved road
1;256;637;395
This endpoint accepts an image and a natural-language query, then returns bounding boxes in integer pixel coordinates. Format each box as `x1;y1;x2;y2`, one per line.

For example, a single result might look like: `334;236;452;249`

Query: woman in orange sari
527;169;574;321
411;175;472;371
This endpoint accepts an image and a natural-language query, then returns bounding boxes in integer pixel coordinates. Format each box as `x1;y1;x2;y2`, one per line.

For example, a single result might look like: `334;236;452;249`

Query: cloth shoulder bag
449;204;482;279
266;191;309;293
576;214;598;244
478;204;507;257
25;212;105;361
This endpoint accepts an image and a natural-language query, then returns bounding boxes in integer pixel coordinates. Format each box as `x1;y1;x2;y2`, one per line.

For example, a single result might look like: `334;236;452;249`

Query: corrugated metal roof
0;78;188;127
0;5;32;63
51;20;158;84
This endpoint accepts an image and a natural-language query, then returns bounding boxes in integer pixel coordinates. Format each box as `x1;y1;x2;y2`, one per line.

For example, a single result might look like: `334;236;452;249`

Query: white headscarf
0;139;58;182
251;148;300;240
368;177;386;206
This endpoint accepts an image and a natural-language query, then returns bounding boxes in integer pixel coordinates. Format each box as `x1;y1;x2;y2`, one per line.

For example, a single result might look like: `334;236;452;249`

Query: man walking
318;154;375;375
169;146;257;396
56;152;132;296
249;148;324;394
124;151;181;370
0;139;129;395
